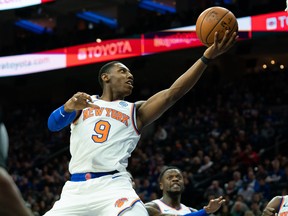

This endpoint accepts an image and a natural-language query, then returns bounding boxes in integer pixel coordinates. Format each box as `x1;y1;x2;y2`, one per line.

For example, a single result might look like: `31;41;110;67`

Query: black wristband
200;55;211;65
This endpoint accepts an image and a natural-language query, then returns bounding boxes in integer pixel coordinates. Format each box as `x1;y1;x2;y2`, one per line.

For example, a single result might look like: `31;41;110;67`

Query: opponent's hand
64;92;99;112
203;30;238;60
262;207;278;216
203;196;226;214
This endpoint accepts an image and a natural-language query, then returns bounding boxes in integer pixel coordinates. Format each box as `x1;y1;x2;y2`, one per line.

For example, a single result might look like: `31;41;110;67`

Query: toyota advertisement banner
66;39;142;67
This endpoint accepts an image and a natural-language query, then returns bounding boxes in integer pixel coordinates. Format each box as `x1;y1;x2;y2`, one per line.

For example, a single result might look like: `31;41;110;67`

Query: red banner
251;11;288;31
66;39;142;67
143;32;203;55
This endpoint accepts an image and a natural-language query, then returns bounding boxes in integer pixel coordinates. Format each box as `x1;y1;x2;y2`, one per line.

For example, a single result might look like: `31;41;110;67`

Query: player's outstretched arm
262;196;282;216
136;31;238;130
47;92;99;132
145;197;225;216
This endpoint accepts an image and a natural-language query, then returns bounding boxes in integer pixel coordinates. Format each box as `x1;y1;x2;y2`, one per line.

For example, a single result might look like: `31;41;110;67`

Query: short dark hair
98;61;121;89
158;166;182;182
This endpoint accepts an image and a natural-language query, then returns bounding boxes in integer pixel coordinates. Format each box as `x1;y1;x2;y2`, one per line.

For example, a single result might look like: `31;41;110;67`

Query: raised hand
64;92;99;112
203;196;226;214
204;30;238;60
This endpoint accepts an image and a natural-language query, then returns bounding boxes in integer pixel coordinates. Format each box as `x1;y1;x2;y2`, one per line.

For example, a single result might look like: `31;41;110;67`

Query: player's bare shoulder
135;100;146;109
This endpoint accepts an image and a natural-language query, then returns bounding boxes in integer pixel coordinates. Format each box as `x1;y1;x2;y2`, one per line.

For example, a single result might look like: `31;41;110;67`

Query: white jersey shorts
43;172;146;216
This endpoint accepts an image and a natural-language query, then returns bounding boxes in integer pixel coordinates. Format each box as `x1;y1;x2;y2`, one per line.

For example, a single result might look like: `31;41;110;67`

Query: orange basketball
196;6;238;47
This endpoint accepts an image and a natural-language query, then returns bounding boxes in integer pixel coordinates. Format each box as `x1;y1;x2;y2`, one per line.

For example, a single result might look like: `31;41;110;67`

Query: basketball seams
198;7;213;45
205;10;230;46
196;6;238;47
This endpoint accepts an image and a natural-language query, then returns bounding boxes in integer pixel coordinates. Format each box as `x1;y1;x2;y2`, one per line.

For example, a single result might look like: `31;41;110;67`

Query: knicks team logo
114;198;128;208
119;101;128;107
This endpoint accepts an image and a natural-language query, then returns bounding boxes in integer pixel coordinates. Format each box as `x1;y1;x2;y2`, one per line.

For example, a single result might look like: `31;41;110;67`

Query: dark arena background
1;0;288;215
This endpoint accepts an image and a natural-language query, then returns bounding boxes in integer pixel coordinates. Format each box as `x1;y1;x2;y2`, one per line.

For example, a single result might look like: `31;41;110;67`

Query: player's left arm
136;31;238;131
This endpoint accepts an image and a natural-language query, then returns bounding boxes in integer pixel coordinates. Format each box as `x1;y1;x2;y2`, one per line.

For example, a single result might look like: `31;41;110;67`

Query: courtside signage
0;0;54;10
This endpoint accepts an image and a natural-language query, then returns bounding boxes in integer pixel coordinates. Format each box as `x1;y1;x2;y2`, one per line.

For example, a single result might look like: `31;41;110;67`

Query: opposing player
45;30;238;216
145;166;225;216
262;195;288;216
0;109;33;216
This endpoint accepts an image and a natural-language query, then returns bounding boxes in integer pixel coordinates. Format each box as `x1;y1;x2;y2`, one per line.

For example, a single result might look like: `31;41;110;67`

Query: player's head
159;166;185;196
98;61;134;97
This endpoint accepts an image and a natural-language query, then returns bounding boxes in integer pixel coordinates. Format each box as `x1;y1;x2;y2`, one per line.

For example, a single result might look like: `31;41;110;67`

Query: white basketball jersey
69;96;140;174
278;196;288;216
152;199;196;215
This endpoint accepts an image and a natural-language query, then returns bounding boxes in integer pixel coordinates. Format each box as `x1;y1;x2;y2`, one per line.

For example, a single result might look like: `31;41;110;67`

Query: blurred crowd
2;68;287;216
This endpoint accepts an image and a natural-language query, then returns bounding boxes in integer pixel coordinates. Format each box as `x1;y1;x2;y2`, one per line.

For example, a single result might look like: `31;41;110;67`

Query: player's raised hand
64;92;99;112
204;30;238;60
203;196;226;214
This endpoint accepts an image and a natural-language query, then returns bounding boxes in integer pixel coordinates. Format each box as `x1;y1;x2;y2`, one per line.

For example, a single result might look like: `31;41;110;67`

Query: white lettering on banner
153;33;198;48
0;54;66;77
266;15;288;30
77;41;132;60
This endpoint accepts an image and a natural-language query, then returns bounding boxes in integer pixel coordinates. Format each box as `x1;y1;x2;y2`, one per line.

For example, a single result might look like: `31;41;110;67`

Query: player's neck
100;92;125;101
161;196;181;209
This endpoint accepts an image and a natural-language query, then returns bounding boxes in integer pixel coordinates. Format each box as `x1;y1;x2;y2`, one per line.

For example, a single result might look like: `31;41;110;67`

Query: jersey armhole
131;104;140;135
278;196;284;213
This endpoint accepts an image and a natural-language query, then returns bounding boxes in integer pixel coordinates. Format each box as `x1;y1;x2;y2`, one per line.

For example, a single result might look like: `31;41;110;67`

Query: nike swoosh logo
59;110;65;117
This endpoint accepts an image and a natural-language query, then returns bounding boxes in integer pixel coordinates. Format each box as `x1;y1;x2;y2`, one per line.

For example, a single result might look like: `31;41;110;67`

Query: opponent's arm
48;92;99;131
262;196;282;216
136;31;238;131
145;196;225;216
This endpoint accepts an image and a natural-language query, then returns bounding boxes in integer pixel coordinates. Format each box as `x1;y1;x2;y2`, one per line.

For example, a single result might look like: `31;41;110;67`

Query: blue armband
184;209;209;216
48;105;76;132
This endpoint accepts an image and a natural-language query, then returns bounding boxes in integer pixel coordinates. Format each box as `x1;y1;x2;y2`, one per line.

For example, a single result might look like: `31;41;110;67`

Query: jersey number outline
92;120;111;143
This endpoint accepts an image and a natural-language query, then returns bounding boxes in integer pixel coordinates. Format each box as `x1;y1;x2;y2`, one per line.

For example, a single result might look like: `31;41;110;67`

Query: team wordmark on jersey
83;107;130;126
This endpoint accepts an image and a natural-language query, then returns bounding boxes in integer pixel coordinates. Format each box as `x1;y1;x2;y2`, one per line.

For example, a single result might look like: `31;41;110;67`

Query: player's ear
159;182;164;190
101;73;110;83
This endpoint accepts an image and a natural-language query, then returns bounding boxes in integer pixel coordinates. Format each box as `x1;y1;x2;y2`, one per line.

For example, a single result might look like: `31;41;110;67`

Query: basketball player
262;195;288;216
0;109;33;216
45;30;238;216
145;167;225;216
